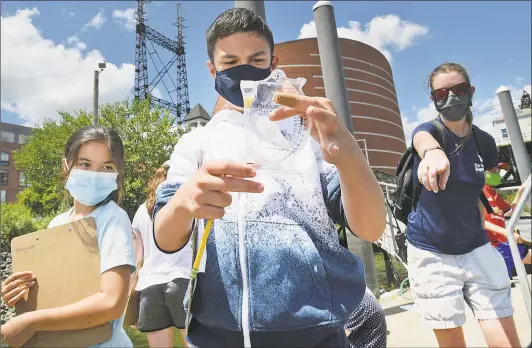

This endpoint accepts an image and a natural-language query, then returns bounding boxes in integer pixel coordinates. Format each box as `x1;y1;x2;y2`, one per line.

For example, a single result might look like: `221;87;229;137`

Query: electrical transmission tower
135;0;190;122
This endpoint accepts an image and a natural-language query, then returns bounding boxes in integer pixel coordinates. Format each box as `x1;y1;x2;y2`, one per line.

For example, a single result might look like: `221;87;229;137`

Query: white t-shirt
132;203;193;291
48;201;135;348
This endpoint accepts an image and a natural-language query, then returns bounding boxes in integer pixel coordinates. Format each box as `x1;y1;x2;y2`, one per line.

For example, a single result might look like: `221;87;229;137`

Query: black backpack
393;121;491;225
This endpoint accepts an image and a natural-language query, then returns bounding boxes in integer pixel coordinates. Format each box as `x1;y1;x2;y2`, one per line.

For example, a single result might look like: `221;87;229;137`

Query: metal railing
504;174;532;322
377;178;532;322
376;181;408;268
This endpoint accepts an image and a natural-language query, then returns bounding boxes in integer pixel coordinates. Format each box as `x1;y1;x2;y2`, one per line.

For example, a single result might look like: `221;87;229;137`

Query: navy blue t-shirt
406;120;498;255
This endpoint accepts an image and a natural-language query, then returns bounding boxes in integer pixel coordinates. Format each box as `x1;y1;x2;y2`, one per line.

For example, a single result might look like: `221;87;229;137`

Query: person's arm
511;176;531;212
132;229;143;266
27;265;130;331
478;200;506;237
413;130;450;192
269;93;385;242
336;149;385;243
154;186;195;252
153;131;202;253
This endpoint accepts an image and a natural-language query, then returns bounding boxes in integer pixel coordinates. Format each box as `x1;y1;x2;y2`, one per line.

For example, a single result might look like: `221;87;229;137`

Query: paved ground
382;276;532;347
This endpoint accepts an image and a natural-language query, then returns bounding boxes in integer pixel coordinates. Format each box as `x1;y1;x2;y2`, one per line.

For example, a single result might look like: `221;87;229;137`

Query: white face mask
65;169;118;206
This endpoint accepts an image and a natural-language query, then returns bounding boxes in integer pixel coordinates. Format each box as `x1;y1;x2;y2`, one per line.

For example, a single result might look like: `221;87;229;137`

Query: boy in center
153;8;385;347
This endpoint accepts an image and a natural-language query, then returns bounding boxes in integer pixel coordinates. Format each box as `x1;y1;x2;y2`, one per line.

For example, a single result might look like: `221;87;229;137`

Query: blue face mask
215;64;272;107
65;169;118;207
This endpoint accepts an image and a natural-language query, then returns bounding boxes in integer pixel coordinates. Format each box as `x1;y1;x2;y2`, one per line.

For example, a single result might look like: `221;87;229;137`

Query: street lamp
93;62;107;125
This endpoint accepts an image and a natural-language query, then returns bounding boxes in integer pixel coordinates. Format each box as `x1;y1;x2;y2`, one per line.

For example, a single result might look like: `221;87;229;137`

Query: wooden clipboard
10;217;112;347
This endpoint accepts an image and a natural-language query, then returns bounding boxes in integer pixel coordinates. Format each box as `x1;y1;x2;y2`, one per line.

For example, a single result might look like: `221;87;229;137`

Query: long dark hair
63;125;125;206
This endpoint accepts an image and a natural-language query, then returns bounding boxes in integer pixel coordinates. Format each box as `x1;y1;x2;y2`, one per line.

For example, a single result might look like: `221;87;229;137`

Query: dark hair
206;8;274;63
63;125;126;206
145;164;169;217
428;62;474;144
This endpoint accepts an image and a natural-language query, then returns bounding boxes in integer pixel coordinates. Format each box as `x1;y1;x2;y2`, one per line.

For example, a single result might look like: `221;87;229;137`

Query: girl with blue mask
1;126;136;348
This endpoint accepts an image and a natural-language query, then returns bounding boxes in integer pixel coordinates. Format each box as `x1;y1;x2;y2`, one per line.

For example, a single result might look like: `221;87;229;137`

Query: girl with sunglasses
406;63;520;347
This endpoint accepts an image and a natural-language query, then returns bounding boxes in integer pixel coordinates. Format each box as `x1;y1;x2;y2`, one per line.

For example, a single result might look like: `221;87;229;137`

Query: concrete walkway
382;277;532;347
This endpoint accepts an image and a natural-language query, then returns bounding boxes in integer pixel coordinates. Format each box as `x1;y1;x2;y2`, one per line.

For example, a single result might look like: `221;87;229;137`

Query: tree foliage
13;99;185;218
0;203;53;247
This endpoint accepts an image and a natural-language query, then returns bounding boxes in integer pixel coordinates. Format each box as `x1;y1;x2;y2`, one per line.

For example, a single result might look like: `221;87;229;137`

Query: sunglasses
431;82;471;103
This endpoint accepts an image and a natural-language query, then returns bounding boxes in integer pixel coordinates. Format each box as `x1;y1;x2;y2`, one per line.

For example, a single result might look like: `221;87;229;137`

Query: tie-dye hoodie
153;109;366;346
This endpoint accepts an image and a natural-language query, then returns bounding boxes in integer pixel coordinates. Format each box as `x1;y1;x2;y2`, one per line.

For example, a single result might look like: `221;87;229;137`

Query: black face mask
434;93;472;122
214;64;272;107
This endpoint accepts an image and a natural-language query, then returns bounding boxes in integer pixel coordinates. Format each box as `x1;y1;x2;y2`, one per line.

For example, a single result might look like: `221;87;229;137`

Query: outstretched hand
269;92;357;165
417;149;450;192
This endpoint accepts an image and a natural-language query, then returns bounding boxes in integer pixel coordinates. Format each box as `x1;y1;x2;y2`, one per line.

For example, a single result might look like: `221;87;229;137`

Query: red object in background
497;162;510;171
483;185;512;246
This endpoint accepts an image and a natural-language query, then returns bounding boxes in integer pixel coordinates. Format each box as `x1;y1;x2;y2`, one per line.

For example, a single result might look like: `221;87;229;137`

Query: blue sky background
1;1;531;140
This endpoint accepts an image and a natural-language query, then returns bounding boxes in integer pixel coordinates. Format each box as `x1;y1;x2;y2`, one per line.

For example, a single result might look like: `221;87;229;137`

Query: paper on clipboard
10;217;112;347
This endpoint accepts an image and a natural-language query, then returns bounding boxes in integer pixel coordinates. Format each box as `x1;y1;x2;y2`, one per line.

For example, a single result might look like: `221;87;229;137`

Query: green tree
0;203;53;247
13;99;185;218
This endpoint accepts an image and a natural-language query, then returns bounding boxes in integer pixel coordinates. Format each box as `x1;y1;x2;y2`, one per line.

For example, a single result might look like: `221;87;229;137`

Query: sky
1;1;531;142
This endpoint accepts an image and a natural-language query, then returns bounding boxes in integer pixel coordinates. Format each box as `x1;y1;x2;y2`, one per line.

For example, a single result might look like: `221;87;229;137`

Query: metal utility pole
313;0;379;294
234;0;266;21
497;86;531;183
93;62;106;126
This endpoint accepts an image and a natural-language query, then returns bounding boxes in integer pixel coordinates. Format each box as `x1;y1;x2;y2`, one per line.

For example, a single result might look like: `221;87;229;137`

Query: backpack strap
479;190;494;214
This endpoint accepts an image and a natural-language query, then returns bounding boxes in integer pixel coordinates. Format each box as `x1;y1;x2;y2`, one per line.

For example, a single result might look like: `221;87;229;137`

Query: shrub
0;203;53;248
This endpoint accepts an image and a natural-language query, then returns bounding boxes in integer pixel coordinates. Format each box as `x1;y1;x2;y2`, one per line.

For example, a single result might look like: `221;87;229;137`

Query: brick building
1;122;33;203
213;38;406;174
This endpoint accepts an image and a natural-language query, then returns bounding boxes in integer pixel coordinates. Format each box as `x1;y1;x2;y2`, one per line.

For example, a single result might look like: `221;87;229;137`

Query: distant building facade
1;122;33;203
492;107;531;146
184;104;211;129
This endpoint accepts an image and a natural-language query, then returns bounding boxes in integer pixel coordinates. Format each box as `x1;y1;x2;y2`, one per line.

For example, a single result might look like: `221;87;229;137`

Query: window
18;134;29;144
501;128;508;139
0;131;15;142
1;190;6;203
0;151;8;166
0;169;7;186
19;172;27;187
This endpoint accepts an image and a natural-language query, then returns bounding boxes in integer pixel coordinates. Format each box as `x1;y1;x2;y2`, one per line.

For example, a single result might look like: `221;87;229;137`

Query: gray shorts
408;242;513;329
137;278;190;332
345;288;387;348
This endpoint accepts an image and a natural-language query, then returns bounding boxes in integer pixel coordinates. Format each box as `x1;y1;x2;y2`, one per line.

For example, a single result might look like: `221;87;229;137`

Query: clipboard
10;217;112;347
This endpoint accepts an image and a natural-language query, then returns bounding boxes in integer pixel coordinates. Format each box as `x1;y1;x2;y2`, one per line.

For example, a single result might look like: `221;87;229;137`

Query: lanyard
185;219;214;332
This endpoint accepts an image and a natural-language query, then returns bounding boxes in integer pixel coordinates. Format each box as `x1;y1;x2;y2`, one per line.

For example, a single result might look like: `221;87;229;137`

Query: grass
374;251;409;292
125;327;185;348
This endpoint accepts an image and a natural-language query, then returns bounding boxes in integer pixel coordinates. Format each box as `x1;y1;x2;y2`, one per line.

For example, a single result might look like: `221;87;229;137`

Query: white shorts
407;242;513;329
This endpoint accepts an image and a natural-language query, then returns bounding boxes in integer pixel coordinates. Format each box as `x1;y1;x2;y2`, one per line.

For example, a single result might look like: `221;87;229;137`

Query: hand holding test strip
270;92;357;165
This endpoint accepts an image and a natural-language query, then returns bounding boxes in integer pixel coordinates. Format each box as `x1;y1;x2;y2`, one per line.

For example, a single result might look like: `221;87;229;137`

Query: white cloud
112;8;136;31
474;84;531;136
82;10;107;31
298;14;428;62
402;83;532;142
60;8;75;17
152;87;163;100
1;8;135;126
65;35;87;51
